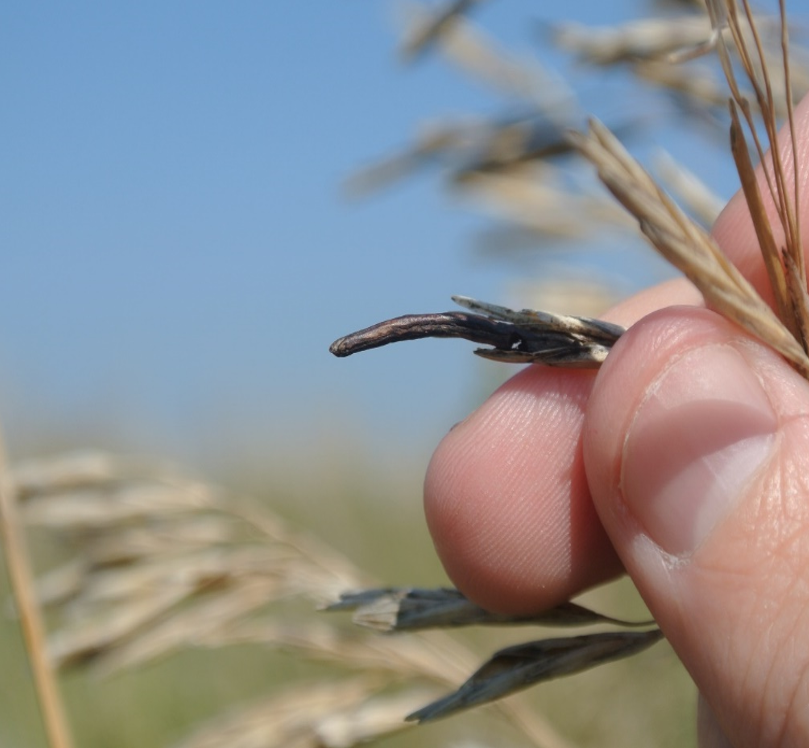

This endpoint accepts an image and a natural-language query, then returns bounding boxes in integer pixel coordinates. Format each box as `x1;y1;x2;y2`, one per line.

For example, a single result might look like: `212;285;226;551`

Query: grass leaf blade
407;628;664;723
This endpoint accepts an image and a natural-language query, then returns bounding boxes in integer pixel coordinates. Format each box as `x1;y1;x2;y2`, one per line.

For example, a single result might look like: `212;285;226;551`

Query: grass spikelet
569;116;809;376
17;451;576;748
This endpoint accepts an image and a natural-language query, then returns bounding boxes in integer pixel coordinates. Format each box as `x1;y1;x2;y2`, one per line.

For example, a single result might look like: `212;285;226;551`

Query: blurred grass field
0;441;697;748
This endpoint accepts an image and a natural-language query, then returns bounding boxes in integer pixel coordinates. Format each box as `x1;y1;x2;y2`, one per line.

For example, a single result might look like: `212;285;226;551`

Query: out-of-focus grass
0;442;696;748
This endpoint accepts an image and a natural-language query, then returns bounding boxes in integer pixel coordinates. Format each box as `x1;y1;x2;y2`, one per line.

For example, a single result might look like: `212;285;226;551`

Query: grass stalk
0;437;74;748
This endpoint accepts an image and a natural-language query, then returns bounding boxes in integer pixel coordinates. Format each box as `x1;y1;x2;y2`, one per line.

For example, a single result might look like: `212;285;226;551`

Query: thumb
584;305;809;748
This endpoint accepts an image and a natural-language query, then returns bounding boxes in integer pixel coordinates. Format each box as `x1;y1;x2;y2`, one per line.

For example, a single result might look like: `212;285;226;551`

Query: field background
0;447;697;747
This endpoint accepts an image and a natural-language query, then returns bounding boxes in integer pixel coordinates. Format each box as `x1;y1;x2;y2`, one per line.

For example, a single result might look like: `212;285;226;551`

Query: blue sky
0;2;759;469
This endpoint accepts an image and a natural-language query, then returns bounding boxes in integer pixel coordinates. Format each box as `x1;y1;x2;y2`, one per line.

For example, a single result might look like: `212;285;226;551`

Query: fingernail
621;343;777;556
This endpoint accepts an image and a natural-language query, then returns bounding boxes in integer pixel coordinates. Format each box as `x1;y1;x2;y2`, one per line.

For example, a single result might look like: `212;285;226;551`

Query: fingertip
424;365;621;614
584;306;809;746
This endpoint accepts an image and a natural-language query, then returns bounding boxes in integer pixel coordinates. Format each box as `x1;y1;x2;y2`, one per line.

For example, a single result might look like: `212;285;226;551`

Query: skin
423;94;809;747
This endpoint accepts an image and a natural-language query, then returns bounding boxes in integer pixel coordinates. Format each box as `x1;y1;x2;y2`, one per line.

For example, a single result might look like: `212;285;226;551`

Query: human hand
424;98;809;747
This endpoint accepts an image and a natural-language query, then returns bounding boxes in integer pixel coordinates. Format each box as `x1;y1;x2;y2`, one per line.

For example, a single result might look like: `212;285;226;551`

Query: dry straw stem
0;440;75;748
